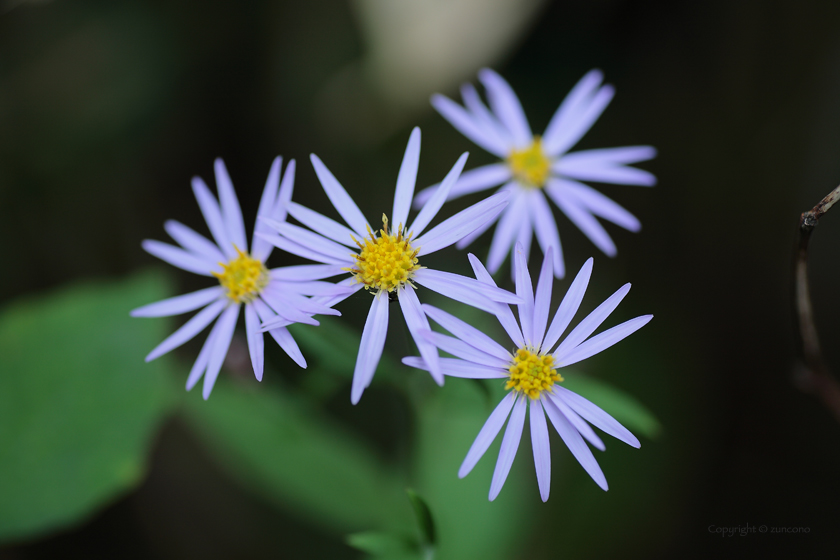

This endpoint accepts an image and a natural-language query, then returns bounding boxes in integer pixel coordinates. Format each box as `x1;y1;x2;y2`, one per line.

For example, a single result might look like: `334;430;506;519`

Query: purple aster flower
258;127;520;404
132;158;351;399
403;245;652;501
416;68;656;279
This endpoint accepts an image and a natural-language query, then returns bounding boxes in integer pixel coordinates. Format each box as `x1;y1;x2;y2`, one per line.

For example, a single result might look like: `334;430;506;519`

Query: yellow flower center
348;214;421;293
506;346;563;399
507;136;551;188
213;247;270;303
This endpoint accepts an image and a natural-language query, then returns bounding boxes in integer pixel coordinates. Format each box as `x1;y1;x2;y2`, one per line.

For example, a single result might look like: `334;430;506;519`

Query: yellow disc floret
348;214;421;293
213;247;270;303
507;136;552;188
506;346;563;399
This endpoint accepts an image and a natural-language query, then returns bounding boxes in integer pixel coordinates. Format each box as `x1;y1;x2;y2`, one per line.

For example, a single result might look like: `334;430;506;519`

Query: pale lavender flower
403;245;652;501
416;68;656;279
258;128;520;404
132;158;351;399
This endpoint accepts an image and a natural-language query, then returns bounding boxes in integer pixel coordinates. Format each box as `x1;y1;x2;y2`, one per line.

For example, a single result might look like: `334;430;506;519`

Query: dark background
2;0;840;558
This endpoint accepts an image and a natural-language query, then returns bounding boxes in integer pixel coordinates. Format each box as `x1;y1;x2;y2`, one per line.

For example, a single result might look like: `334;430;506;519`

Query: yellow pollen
346;214;420;293
213;247;270;303
505;346;562;399
507;136;551;188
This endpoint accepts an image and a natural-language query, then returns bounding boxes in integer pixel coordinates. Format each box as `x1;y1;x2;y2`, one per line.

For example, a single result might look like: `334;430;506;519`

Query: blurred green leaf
184;380;408;535
562;373;662;439
347;530;418;559
406;488;435;547
0;271;179;542
412;381;533;560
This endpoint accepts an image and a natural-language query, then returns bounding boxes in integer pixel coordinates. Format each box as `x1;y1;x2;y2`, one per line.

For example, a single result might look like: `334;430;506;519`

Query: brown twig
793;184;840;421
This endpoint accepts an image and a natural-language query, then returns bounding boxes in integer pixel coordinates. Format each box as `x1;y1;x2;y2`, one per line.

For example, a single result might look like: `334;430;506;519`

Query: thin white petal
398;285;442;385
553;385;640;448
558;314;652;367
562;180;641;232
214;159;248;252
269;264;346;281
409;152;468;237
259;288;321;326
164;221;225;264
542;69;604;154
546;180;616;256
556;158;656;187
142;240;218;277
202;303;240;400
454;204;500;250
431;94;508;157
478;69;532;148
545;83;614;158
392;127;421;229
185;319;218;392
542;392;608;490
256;231;348;266
273;159;296;223
487;190;526;274
145;299;227;362
401;356;506;379
461;82;513;148
268;326;307;368
269;221;356;263
414;191;510;255
489;393;527;501
351;294;389;404
287;202;358;247
414;163;510;208
420;330;510;369
558;146;657;166
542;258;593;353
254;157;282;236
416;271;521;325
414;269;513;314
417;268;520;304
252;156;284;261
310;154;370;237
244;304;264;381
513;242;535;346
531;399;552;501
554;283;631;357
530;190;565;279
459;392;516;478
310;277;363;309
467;253;525;347
512;215;533;282
252;298;306;368
547;392;604;451
192;176;235;259
277;279;355;298
422;303;511;362
532;250;554;348
131;286;223;318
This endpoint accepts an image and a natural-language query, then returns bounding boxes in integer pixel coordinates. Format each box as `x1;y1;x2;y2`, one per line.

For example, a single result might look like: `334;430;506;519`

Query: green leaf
0;271;179;542
562;373;662;439
411;381;533;560
184;380;408;534
347;531;417;558
405;488;435;546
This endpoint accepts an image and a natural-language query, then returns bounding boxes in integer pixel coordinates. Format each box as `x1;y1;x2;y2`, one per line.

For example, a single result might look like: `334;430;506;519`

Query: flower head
417;69;656;279
258;128;521;404
132;158;349;399
403;245;652;501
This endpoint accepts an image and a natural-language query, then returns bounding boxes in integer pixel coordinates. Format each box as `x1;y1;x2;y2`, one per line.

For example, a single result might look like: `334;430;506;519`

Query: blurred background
2;0;840;558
